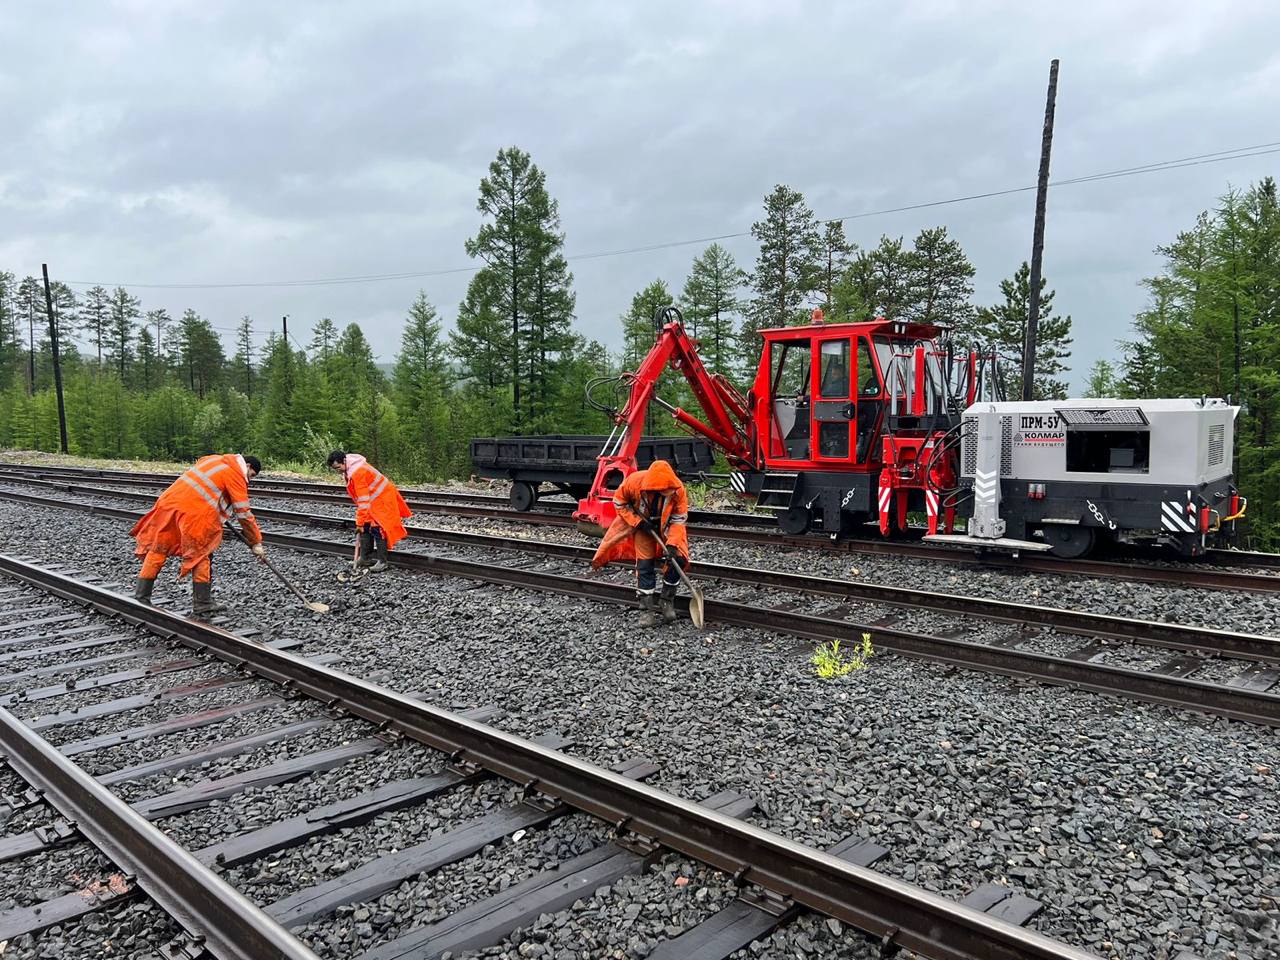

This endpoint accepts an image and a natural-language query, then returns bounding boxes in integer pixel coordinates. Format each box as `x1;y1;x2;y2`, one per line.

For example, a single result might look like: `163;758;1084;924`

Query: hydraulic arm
574;307;756;531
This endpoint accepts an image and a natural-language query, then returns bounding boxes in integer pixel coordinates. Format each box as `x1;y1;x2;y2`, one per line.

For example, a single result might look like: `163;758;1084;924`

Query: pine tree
908;226;975;329
971;262;1073;399
82;286;110;369
744;184;821;362
393;291;451;476
463;146;574;429
817;221;854;314
107;286;141;380
867;236;914;322
14;277;42;395
679;243;744;373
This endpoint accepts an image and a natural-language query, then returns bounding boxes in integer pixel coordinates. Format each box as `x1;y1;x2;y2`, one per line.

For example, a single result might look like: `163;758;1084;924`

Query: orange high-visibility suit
590;460;690;583
131;454;262;584
343;454;412;549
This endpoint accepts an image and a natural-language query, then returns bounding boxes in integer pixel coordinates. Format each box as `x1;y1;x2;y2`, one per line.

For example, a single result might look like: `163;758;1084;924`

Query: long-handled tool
225;524;330;614
642;523;705;629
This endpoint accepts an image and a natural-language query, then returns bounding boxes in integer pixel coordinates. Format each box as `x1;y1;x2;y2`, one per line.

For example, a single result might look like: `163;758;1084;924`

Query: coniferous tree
394;291;451;476
679;243;745;374
309;318;338;362
232;315;255;399
82;286;110;369
136;327;158;392
817;221;854;315
1082;359;1120;398
971;262;1073;400
145;308;171;364
0;272;15;390
908;226;975;329
744;185;821;362
463;146;574;429
107;286;141;380
866;236;914;322
621;280;673;369
14;277;45;395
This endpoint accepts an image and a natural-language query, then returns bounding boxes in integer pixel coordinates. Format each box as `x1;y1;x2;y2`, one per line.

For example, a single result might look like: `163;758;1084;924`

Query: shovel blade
306;601;331;614
687;588;706;629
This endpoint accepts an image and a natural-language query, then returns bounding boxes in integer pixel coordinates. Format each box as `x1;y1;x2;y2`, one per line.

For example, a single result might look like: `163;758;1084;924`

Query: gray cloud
2;1;1277;383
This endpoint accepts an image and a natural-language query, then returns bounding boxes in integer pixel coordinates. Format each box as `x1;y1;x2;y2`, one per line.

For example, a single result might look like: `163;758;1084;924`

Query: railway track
0;554;1093;960
2;484;1278;727
1;461;1277;593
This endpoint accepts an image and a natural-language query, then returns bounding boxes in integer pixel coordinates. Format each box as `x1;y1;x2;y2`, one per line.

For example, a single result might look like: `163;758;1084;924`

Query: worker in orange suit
131;454;266;617
590;459;690;626
327;450;413;572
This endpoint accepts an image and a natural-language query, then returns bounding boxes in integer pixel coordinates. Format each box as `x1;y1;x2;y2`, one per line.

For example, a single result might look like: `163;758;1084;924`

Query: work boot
191;581;227;619
660;582;678;623
637;592;659;628
357;528;375;568
368;529;389;572
134;577;155;605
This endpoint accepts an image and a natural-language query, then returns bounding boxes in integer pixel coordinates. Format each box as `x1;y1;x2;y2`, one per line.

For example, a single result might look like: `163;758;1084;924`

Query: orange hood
640;460;680;492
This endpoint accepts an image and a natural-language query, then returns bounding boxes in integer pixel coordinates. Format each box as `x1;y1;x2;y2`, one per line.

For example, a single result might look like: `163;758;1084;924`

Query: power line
62;140;1280;291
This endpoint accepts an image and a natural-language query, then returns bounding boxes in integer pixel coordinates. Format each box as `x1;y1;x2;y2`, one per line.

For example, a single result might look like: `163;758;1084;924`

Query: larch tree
744;184;821;363
232;315;255;399
679;243;745;374
451;270;511;394
82;286;110;369
971;262;1073;400
107;286;141;380
309;317;338;362
14;277;42;394
145;308;171;365
621;280;673;369
136;327;158;392
1082;359;1120;398
463;146;574;429
866;236;914;322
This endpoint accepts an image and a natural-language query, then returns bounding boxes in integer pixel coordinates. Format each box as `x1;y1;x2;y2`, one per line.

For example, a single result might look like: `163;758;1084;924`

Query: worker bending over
131;453;266;617
327;450;413;572
591;459;690;626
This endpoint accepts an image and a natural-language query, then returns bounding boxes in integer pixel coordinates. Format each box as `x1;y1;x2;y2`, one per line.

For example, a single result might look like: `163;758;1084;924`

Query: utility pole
1022;58;1059;402
282;315;288;343
41;264;69;453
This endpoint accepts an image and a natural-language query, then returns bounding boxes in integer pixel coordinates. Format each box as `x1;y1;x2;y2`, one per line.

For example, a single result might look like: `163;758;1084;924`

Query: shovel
225;524;330;614
645;527;705;629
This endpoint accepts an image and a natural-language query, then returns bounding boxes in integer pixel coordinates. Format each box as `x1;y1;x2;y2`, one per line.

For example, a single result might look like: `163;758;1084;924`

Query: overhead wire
61;139;1280;290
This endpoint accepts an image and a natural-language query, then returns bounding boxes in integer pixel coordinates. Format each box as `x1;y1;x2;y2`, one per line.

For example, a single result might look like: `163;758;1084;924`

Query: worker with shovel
590;459;696;627
327;450;412;572
131;453;266;617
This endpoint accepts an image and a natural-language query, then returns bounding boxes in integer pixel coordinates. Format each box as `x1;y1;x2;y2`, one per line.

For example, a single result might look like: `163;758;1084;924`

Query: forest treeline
0;148;1274;541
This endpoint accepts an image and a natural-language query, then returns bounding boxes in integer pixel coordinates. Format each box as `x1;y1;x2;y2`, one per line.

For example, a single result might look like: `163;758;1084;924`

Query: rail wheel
1043;523;1096;559
509;481;539;512
777;506;812;536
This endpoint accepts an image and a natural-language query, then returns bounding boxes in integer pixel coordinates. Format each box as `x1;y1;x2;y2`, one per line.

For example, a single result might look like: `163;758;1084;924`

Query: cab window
818;339;850;398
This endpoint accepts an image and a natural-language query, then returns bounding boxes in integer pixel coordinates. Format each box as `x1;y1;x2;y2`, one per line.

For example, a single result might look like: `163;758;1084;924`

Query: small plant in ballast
812;632;875;679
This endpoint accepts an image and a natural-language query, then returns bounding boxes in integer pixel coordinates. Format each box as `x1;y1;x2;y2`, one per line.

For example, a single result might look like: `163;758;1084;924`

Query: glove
664;543;689;568
636;517;660;538
251;543;266;560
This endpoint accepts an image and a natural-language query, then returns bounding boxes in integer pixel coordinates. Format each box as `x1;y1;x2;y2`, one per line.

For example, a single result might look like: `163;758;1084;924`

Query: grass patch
812;632;875;679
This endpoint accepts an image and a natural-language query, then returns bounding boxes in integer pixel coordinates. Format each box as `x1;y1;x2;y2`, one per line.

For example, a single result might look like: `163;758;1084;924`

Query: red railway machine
574;306;996;538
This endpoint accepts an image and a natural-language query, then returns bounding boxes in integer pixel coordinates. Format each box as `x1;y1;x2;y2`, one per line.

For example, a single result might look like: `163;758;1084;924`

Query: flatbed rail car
470;434;716;510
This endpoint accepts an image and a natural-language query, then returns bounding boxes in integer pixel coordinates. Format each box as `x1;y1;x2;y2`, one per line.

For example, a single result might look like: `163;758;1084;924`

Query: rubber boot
357;528;375;568
636;592;659;628
191;581;226;619
368;528;389;572
660;582;678;623
134;578;155;605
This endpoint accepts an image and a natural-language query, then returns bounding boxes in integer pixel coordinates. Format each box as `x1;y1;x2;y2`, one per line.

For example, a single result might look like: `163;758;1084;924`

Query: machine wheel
1043;524;1096;559
777;506;812;536
509;481;539;512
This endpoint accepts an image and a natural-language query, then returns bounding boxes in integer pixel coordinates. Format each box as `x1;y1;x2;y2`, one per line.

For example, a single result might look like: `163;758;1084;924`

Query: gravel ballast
0;493;1275;959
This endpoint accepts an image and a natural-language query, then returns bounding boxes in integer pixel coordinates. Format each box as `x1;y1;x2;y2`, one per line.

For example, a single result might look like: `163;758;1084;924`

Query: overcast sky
2;1;1277;389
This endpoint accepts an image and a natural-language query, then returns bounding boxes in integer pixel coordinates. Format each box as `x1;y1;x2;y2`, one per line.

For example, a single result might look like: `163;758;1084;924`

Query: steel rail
5;469;1280;597
0;554;1092;960
2;464;1277;592
0;483;1275;666
0;486;1276;726
0;466;772;529
0;703;320;960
